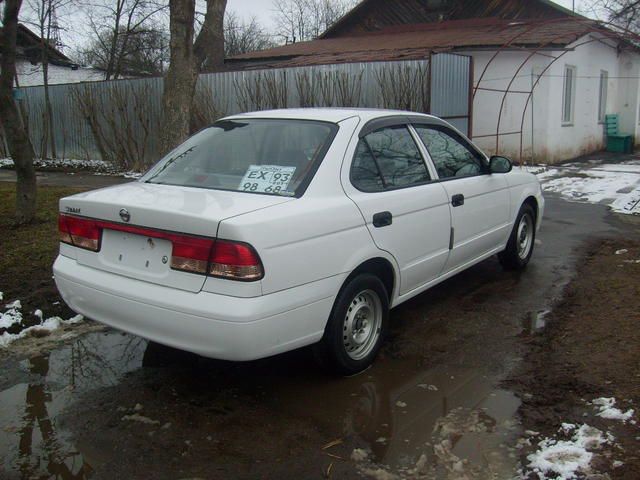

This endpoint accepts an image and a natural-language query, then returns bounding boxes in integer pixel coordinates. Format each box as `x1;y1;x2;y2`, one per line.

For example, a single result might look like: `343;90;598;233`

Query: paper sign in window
239;165;296;194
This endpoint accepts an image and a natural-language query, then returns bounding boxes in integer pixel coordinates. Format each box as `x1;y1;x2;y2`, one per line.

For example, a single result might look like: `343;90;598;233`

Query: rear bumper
53;255;342;361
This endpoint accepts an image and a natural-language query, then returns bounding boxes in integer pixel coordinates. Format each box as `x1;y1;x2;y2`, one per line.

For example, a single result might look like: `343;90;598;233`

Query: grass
0;183;84;324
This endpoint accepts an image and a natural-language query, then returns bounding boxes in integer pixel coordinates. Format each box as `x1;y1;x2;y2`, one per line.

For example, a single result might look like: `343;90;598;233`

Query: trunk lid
60;182;293;292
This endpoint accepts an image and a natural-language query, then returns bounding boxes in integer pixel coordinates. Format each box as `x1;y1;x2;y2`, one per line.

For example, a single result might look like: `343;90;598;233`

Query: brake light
58;214;100;251
170;235;215;274
209;240;264;281
57;213;263;281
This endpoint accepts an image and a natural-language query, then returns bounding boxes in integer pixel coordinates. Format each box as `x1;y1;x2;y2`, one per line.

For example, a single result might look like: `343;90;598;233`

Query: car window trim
361;137;389;189
407;124;439;180
411;123;490;181
350;123;436;193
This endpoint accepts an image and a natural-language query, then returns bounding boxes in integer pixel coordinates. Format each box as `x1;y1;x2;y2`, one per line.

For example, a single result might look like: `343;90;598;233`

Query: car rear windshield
144;119;338;197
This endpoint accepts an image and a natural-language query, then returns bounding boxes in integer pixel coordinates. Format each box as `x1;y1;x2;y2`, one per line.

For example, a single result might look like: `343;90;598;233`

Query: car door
343;123;451;296
412;124;511;273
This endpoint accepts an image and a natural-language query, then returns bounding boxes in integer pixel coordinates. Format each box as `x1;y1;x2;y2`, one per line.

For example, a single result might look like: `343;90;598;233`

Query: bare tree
0;0;38;225
273;0;355;43
588;0;640;31
160;0;226;154
79;0;166;80
26;0;71;159
78;23;169;77
224;11;275;57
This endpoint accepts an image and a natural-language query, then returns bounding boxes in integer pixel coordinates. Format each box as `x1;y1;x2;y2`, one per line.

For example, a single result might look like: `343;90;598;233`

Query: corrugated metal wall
431;53;471;135
10;53;470;166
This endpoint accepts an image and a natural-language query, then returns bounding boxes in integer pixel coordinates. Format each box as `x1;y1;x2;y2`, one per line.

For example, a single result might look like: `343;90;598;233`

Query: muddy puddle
1;327;523;479
0;195;634;479
0;332;144;479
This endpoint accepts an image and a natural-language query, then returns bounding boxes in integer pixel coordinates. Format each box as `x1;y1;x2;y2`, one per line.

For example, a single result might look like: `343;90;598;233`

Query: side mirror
489;156;513;174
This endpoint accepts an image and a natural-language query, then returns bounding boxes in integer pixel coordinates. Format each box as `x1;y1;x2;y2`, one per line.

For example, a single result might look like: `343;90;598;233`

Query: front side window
350;126;430;192
413;125;485;179
144;119;337;196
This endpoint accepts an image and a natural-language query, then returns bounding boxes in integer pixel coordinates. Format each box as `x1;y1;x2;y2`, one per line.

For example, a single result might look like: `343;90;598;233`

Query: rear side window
144;119;337;197
413;126;485;179
350;126;430;192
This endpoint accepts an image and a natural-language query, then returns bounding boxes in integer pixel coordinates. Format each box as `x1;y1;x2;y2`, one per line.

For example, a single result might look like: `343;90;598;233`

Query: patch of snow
615;249;629;255
0;300;84;347
0;292;3;301
522;165;549;175
357;467;398;480
592;397;635;422
121;413;160;425
417;384;439;391
5;300;21;309
592;163;640;174
0;301;23;330
524;424;610;479
395;401;407;408
123;171;144;179
351;448;369;462
0;157;111;171
535;161;640;215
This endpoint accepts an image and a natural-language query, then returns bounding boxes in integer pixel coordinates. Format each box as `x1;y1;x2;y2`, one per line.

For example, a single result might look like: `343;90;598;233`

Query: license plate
101;230;172;275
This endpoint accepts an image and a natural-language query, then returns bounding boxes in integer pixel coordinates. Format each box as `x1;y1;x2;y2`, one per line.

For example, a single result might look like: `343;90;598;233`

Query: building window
598;70;608;124
562;65;577;125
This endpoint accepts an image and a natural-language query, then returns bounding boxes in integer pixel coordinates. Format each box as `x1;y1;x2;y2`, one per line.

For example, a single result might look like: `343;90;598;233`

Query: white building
466;26;640;163
2;24;105;87
228;0;640;164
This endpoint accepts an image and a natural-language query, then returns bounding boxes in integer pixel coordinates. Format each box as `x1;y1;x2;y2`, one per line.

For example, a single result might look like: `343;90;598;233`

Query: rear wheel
314;274;389;376
499;203;536;270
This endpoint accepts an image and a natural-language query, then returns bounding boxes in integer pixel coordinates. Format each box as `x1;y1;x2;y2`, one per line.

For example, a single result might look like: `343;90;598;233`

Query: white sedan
54;109;544;375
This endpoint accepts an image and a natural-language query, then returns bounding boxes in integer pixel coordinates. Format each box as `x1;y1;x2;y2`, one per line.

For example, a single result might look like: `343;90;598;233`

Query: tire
314;273;389;376
499;203;536;270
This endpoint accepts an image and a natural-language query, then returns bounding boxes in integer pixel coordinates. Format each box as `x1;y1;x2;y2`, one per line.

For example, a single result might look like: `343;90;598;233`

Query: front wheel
314;273;389;376
499;203;536;270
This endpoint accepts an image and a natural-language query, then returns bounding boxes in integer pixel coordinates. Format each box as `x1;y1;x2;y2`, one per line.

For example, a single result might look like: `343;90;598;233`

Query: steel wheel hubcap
517;213;534;260
343;290;382;360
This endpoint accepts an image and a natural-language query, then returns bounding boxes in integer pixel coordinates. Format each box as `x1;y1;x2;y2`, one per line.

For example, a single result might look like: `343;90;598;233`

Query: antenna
50;3;62;49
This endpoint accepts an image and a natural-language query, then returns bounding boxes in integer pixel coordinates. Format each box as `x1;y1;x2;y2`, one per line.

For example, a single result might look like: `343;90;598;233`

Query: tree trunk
194;0;227;72
41;37;57;159
43;3;57;158
105;0;125;80
159;0;199;154
0;0;38;225
160;0;228;154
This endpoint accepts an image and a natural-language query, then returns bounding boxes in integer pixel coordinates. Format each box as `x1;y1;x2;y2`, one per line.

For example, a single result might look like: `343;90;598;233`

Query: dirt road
0;194;638;479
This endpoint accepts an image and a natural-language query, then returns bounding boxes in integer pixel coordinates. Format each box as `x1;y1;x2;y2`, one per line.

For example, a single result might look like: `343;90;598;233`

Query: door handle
373;211;393;228
451;194;465;207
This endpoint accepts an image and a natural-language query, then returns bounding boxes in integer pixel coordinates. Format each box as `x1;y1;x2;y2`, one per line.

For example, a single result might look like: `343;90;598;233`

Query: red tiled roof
227;18;609;69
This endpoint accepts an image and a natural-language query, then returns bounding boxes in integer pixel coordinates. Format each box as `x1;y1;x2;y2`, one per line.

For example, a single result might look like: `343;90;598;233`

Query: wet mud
0;196;637;479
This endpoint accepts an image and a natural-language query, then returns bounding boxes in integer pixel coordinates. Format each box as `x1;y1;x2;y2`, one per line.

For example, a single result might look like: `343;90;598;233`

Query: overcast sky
227;0;593;28
26;0;597;57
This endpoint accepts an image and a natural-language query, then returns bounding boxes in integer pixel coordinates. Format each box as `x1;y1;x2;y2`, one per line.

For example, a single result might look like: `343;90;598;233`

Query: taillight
170;235;214;274
58;214;100;251
58;213;263;281
209;240;264;281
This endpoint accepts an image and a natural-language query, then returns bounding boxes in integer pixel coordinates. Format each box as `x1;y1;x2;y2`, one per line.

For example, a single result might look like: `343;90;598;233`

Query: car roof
225;108;440;124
